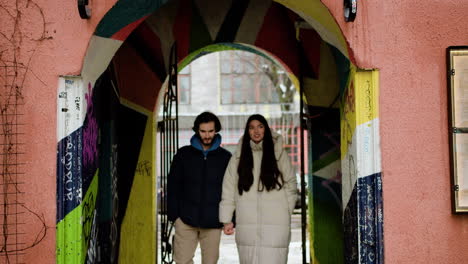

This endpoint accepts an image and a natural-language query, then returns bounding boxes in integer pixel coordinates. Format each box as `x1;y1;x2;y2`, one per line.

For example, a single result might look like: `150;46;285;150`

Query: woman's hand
223;222;235;235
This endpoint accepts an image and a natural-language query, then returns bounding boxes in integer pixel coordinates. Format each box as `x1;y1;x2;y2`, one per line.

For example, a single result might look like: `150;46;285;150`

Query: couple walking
167;112;297;264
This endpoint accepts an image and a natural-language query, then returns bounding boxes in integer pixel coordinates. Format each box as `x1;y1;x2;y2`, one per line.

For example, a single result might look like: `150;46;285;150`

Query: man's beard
201;137;213;147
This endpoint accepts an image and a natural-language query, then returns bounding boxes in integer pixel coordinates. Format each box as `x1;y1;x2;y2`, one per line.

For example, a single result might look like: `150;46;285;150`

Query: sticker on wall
57;76;86;141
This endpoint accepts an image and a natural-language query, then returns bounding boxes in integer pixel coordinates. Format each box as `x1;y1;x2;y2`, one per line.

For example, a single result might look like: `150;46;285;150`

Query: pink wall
0;0;116;262
322;0;468;263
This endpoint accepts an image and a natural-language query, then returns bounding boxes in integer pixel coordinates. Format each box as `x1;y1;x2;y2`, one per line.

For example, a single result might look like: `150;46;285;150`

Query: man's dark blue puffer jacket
167;134;231;228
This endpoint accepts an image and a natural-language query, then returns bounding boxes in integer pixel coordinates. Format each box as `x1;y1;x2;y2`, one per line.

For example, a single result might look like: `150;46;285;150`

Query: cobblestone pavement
160;213;309;263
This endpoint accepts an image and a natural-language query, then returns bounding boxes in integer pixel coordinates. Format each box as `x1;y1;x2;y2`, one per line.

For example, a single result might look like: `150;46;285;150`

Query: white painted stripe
235;0;271;44
356;118;381;178
341;135;357;210
57;76;86;142
81;35;123;84
342;118;381;209
314;159;341;180
146;12;175;72
195;0;233;41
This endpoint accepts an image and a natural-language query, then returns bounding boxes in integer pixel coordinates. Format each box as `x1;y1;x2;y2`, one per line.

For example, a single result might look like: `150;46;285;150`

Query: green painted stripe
95;0;168;38
180;43;279;71
309;175;344;263
215;0;250;42
328;43;350;97
312;150;340;172
189;0;213;53
56;203;83;264
311;198;344;264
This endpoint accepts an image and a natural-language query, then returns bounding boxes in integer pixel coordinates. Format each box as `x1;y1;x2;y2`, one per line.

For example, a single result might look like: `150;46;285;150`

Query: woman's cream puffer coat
219;133;297;264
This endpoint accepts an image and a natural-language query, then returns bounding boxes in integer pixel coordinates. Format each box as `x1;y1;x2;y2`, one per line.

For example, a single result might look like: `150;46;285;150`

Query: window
220;51;281;104
178;65;191;104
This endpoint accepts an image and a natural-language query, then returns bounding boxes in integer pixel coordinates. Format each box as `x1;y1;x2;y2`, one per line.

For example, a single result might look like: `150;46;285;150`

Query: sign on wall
447;46;468;213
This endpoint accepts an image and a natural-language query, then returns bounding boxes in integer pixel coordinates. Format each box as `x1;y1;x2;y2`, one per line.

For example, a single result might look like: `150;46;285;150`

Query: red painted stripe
110;16;149;41
173;0;192;62
113;42;162;111
254;3;300;76
133;22;165;75
299;28;321;78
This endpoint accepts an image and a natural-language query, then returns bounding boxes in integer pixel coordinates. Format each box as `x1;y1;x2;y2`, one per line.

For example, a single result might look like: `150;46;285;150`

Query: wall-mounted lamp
344;0;357;22
78;0;91;19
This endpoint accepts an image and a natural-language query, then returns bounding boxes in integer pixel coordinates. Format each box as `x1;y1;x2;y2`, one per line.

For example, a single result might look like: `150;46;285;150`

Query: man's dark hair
237;114;284;195
192;111;222;133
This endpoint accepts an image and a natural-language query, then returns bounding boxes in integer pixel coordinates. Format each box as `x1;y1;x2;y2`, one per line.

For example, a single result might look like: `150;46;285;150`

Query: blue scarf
190;134;222;157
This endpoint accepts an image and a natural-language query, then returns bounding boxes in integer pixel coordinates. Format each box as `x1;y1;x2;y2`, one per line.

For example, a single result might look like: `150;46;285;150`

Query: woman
219;114;297;264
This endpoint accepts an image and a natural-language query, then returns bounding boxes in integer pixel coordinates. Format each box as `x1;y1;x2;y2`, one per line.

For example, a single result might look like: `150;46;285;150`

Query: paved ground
159;213;309;263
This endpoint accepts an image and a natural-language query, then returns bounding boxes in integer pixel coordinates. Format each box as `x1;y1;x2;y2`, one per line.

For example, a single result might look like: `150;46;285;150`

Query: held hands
223;222;235;235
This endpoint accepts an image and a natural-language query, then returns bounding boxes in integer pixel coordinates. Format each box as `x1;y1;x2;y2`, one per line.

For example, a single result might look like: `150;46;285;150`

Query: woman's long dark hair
237;114;284;195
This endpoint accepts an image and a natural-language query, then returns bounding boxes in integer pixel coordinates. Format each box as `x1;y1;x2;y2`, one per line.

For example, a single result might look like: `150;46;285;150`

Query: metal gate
299;76;308;264
159;43;178;264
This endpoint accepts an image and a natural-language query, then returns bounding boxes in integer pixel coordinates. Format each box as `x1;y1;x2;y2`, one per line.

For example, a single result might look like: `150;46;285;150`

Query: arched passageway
55;0;382;263
155;47;304;263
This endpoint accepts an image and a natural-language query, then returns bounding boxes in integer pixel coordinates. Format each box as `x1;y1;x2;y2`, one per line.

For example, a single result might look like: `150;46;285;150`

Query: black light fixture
78;0;91;19
344;0;357;22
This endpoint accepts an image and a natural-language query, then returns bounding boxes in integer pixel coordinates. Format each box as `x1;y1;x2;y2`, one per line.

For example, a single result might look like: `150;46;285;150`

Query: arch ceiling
82;0;354;109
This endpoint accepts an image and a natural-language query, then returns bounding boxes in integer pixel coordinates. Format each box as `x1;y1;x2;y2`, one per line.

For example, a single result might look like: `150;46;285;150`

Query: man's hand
223;222;235;235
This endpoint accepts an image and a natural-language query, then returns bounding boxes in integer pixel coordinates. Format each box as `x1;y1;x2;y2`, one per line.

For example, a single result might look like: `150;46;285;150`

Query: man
168;111;231;264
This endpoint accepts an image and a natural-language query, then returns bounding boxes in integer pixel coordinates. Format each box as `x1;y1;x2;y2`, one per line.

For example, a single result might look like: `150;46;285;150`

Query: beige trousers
173;218;222;264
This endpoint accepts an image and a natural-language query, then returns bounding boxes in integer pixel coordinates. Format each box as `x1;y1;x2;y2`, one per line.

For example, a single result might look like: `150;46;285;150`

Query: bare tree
231;50;296;111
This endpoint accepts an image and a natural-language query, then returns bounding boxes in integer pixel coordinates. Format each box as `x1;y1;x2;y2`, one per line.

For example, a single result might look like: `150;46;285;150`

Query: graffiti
341;73;384;263
64;138;75;201
136;160;152;177
344;81;356;114
65;137;81;202
59;132;83;206
364;80;373;121
358;174;384;264
75;96;81;111
342;81;355;147
83;192;95;243
86;210;99;264
83;82;99;170
348;154;356;196
344;187;358;263
110;144;119;263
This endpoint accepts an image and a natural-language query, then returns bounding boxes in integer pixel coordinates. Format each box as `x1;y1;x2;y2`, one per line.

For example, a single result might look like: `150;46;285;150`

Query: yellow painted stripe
341;75;356;158
341;69;379;158
274;0;349;59
120;98;154;116
355;70;379;126
304;41;340;108
308;192;319;264
119;115;156;263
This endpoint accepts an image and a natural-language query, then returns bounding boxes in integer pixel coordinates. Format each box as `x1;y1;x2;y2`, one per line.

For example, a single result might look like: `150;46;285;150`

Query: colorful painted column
341;70;383;264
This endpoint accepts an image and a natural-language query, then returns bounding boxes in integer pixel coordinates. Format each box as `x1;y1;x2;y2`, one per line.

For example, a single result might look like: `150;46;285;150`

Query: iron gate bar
160;42;178;264
300;65;308;264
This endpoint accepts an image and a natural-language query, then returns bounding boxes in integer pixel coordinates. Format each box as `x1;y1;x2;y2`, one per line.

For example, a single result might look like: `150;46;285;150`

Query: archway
156;43;304;263
55;0;382;263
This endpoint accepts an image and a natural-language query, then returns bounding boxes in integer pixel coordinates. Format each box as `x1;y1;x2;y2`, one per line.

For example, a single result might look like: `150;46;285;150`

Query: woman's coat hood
234;131;284;159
